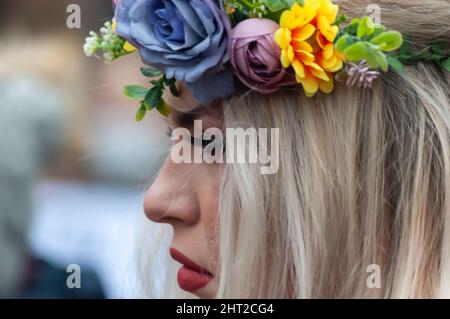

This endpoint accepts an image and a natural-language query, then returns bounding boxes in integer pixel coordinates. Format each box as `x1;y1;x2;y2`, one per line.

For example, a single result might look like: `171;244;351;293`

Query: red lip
170;248;213;292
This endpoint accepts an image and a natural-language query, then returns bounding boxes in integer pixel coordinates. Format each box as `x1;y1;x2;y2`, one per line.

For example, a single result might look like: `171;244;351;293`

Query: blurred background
0;0;170;298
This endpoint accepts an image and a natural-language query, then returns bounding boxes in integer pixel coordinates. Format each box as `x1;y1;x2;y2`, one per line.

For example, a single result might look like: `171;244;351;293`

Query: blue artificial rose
115;0;235;105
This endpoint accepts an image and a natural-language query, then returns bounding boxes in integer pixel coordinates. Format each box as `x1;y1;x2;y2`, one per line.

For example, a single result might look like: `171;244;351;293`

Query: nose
143;158;200;226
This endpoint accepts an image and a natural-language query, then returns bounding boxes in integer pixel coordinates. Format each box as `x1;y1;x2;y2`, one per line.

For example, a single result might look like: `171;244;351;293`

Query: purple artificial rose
114;0;235;106
229;19;295;94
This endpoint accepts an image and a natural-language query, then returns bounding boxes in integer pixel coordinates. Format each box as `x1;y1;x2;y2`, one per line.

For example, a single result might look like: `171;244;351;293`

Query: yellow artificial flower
274;0;345;97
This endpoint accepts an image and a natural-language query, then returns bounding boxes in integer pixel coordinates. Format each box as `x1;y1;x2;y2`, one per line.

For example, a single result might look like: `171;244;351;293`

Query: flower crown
84;0;450;121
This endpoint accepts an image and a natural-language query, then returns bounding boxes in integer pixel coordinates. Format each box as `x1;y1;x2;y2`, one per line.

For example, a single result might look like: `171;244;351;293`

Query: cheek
197;163;222;223
197;163;222;268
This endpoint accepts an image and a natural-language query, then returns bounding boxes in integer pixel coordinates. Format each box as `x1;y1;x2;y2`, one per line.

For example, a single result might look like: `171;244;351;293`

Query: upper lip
170;248;213;277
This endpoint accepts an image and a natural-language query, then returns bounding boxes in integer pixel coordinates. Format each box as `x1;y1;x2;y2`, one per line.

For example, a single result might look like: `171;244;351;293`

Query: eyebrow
170;108;204;128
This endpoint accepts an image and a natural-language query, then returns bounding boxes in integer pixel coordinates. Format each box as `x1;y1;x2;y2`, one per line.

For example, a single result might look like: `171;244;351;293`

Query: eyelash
166;127;220;148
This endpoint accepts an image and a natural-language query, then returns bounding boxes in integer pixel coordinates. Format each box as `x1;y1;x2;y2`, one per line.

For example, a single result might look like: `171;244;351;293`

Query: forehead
164;82;200;112
165;81;224;126
169;104;224;128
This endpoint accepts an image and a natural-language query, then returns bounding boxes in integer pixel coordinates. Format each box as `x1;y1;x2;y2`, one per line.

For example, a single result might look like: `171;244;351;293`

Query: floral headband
84;0;450;120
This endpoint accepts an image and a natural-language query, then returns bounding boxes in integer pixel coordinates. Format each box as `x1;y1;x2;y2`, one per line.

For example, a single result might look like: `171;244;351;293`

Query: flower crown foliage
84;0;450;121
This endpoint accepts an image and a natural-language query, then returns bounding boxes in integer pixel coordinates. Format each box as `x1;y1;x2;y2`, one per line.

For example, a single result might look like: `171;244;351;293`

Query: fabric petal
292;24;315;41
298;72;319;97
319;76;334;94
187;69;235;106
292;59;305;79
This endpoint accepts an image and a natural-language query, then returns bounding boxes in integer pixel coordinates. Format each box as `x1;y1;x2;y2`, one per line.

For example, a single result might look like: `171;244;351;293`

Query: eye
190;133;216;148
167;126;225;155
167;127;215;148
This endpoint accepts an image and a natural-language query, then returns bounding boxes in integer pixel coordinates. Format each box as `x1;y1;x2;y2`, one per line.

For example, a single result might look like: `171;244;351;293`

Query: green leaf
265;0;304;12
332;14;347;26
374;50;388;72
169;84;180;97
387;56;405;74
370;31;403;52
343;42;368;61
415;47;432;61
371;24;386;37
346;18;360;36
398;41;413;61
335;35;356;52
440;57;450;72
365;45;378;69
164;77;176;86
156;99;171;117
144;85;163;110
140;67;162;78
135;103;147;122
162;76;179;97
349;18;360;25
399;36;412;54
123;85;149;100
357;16;375;38
430;53;445;62
229;9;249;25
284;0;304;8
431;42;446;55
265;0;285;12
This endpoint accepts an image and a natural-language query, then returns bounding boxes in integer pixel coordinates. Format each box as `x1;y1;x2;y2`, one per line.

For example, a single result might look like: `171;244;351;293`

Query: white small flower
103;52;114;62
83;32;100;56
84;20;130;62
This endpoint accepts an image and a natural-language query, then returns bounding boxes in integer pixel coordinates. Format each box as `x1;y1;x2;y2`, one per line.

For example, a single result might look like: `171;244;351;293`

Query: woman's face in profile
143;84;223;298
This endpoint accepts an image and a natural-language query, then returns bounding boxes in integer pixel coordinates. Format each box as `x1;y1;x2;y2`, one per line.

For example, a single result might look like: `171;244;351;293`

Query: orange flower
274;0;345;96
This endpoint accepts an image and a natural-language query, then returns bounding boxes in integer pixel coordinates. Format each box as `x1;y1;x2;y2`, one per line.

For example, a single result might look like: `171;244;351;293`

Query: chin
189;278;218;299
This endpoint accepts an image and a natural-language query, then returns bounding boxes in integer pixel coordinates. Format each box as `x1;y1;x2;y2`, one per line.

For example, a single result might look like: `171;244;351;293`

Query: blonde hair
217;0;450;298
141;0;450;298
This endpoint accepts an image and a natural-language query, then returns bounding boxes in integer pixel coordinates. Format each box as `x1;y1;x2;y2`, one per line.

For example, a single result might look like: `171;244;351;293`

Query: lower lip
177;265;213;292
